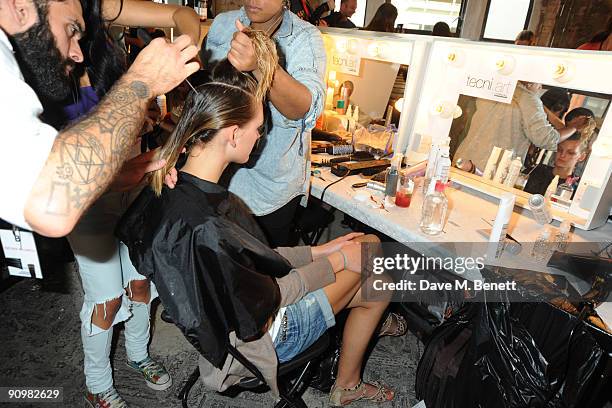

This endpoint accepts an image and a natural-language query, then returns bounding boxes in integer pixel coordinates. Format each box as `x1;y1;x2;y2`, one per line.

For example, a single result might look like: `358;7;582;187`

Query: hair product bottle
493;149;514;184
483;146;502;180
545;175;560;200
424;137;450;193
532;227;552;262
420;181;448;235
385;154;402;201
554;220;572;251
503;157;522;188
435;145;451;184
528;194;552;225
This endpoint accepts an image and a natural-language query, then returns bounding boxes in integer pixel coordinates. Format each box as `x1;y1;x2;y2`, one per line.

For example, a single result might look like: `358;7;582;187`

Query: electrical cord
320;168;351;203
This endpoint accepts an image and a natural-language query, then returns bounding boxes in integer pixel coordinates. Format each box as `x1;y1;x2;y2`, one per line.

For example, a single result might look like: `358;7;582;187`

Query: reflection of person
541;87;570;119
54;1;201;406
364;3;397;32
453;83;589;171
561;107;596;178
570;19;612;110
432;21;451;37
524;135;587;195
323;0;357;28
205;0;326;247
0;0;198;236
577;18;612;51
290;0;334;26
117;58;401;406
514;30;535;45
523;88;572;172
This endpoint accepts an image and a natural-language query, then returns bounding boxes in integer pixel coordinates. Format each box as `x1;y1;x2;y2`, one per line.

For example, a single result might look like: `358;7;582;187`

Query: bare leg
91;297;122;330
322;234;394;403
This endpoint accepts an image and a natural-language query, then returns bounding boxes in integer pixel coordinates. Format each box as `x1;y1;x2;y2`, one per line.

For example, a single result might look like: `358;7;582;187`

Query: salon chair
293;198;335;246
160;310;331;408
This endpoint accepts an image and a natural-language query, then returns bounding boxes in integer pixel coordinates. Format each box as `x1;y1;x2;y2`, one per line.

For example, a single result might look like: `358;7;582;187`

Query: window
391;0;463;33
482;0;533;42
334;0;368;27
335;0;464;32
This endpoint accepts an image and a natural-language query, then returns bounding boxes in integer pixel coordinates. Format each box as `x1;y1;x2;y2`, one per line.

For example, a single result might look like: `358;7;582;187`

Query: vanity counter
310;167;612;245
310;166;612;326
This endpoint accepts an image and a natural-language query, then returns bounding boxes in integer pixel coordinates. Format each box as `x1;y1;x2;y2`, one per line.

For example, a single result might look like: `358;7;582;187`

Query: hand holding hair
229;20;279;100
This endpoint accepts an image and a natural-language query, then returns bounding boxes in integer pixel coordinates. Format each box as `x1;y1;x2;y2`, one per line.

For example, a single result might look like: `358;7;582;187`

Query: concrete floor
0;216;423;408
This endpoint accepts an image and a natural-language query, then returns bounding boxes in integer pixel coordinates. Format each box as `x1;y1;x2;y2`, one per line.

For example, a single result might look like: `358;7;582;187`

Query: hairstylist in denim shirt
205;2;326;247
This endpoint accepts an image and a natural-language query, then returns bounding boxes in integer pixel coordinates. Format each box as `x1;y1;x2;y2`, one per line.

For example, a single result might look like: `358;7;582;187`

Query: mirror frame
409;40;612;230
318;28;467;154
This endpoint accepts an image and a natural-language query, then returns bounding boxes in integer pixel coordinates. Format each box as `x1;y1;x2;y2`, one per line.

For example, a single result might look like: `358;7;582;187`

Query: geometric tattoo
46;79;150;217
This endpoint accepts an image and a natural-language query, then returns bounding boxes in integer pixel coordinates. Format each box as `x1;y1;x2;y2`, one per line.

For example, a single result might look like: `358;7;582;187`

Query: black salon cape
116;173;293;368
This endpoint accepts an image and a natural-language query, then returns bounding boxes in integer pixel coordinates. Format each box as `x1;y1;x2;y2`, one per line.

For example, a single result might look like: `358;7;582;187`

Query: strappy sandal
329;379;394;406
378;312;407;337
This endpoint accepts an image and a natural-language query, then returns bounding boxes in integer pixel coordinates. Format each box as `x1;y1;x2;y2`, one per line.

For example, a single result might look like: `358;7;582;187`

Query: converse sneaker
126;356;172;391
85;386;129;408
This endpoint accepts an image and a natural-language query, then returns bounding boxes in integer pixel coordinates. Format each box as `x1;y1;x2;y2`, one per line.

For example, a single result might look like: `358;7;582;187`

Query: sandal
329;379;394;406
378;312;407;337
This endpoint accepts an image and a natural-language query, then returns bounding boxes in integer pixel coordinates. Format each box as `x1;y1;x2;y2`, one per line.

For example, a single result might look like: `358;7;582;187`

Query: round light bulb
444;49;464;67
394;97;404;112
430;100;459;119
367;43;380;57
367;42;387;58
494;55;515;75
453;105;463;119
347;39;359;54
552;61;574;83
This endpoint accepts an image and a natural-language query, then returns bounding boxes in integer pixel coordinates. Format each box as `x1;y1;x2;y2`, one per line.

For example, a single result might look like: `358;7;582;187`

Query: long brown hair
150;30;278;196
365;3;398;33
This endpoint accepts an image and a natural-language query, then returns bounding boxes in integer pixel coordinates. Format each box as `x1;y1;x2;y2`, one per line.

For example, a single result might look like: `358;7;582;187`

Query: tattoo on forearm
45;80;150;216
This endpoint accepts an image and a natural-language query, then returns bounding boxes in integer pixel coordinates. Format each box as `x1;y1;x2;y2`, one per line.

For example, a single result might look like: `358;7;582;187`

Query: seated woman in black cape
117;34;406;406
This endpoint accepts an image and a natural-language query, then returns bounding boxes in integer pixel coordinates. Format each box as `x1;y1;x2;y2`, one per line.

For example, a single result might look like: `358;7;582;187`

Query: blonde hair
149;29;278;196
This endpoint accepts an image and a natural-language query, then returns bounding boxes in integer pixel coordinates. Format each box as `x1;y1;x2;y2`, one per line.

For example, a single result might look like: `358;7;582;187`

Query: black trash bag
416;302;565;408
510;303;606;408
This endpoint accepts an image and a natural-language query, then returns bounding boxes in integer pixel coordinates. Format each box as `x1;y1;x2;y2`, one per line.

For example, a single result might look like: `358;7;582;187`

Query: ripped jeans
68;191;158;394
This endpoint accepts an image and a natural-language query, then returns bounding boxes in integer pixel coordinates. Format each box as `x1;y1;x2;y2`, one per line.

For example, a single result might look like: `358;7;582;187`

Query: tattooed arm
23;36;199;237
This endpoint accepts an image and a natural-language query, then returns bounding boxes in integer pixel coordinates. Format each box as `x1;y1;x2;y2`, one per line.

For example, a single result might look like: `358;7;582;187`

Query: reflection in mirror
316;55;408;155
321;62;408;128
449;82;609;208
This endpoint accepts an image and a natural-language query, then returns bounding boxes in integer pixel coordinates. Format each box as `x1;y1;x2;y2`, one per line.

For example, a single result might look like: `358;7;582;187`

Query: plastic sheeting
416;301;606;408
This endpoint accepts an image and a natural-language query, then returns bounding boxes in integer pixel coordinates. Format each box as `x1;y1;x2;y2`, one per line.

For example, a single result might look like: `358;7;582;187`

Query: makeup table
309;166;612;327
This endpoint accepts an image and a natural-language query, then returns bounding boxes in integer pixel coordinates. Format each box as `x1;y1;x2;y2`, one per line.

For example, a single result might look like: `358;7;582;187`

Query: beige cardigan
198;246;335;397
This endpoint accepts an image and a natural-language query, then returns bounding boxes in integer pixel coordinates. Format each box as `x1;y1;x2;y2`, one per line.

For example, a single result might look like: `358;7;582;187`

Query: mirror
326;62;408;127
409;40;612;230
316;29;426;153
449;85;610;209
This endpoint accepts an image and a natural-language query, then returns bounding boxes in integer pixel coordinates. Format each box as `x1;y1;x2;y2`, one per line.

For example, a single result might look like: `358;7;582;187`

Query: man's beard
11;16;75;103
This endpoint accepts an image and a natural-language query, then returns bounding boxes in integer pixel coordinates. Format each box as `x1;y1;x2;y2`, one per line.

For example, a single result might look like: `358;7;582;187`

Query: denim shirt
205;8;326;216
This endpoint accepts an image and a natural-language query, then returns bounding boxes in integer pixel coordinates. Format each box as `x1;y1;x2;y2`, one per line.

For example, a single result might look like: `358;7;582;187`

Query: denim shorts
274;289;336;363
